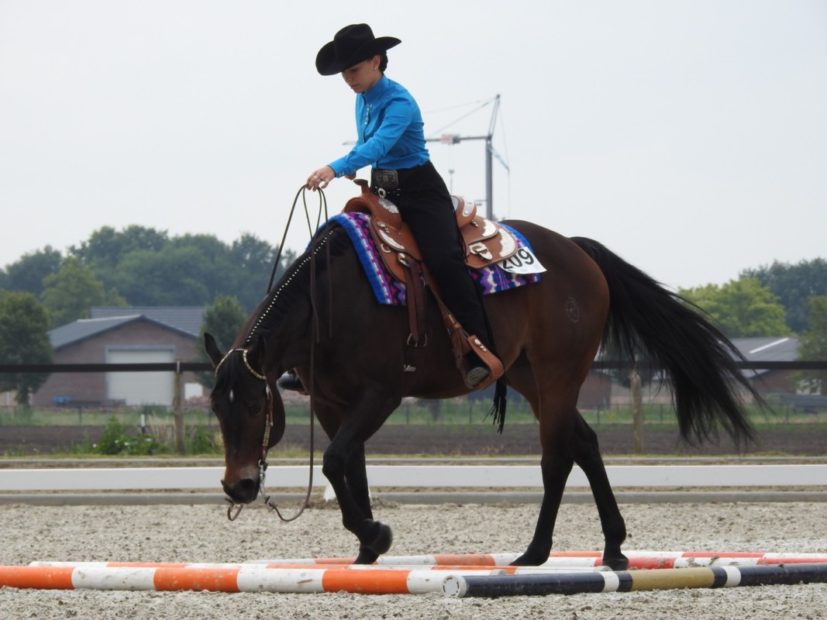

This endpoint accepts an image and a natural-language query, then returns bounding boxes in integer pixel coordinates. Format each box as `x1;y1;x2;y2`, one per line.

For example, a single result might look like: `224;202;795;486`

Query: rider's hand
306;166;335;190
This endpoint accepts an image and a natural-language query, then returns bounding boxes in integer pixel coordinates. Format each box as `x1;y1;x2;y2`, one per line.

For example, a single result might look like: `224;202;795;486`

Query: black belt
371;168;399;191
370;162;432;195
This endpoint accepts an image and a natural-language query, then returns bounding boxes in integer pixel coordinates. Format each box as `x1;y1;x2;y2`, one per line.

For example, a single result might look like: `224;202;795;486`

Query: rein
267;185;329;293
258;374;315;523
225;185;331;523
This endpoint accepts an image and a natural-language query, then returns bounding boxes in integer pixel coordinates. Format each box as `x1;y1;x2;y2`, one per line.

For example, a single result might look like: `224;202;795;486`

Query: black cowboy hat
315;23;401;76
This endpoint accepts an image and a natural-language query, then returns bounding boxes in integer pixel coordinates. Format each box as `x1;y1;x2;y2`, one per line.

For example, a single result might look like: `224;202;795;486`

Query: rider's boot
277;369;307;394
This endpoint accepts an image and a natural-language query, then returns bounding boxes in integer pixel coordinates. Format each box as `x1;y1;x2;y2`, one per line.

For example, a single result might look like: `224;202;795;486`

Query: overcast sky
1;0;825;290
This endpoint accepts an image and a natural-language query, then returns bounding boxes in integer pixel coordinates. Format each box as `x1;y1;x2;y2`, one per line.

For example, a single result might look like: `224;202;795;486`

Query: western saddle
343;180;514;388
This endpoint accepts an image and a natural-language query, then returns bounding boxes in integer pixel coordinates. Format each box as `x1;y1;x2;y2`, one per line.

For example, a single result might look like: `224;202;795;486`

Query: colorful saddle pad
331;212;542;306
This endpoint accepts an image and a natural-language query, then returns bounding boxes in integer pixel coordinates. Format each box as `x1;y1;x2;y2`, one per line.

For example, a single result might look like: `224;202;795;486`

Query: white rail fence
2;464;826;492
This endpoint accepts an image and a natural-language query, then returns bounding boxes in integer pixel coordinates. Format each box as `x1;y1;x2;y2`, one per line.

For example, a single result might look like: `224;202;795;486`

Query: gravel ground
0;501;825;619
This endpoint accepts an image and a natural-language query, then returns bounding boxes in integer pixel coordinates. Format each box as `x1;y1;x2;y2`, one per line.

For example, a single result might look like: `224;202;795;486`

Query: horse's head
205;332;285;505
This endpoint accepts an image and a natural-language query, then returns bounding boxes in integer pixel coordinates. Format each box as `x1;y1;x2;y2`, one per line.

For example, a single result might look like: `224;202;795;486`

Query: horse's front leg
321;395;397;564
343;443;386;563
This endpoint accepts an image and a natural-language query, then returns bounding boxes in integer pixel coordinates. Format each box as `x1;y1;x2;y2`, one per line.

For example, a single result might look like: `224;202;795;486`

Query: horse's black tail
571;236;758;446
489;377;508;434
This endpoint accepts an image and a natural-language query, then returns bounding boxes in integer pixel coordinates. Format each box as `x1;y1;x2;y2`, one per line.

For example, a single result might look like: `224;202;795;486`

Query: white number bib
497;247;546;275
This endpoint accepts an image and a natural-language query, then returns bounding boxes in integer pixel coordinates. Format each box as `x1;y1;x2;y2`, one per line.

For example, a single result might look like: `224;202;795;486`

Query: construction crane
426;94;509;220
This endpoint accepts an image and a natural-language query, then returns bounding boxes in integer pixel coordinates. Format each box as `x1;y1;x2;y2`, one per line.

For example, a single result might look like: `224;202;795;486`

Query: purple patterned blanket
330;212;542;306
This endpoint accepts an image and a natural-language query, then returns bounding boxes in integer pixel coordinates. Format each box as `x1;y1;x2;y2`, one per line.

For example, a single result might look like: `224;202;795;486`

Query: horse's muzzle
221;477;259;504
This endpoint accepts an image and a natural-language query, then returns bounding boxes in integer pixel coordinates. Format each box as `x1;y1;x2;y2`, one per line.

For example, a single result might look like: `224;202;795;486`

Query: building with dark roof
90;306;204;336
26;313;810;410
732;336;801;394
31;307;204;408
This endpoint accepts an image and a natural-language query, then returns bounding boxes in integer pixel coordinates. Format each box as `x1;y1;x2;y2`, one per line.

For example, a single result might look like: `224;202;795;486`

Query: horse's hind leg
571;413;629;570
512;388;577;566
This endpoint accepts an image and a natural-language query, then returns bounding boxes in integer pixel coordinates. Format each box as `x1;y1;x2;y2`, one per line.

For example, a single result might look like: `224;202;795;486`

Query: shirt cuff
329;159;348;178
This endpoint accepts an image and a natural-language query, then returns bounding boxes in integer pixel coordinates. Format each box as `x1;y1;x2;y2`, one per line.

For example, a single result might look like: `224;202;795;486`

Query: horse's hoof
510;547;549;566
354;546;378;565
603;553;629;571
365;521;393;556
352;522;393;564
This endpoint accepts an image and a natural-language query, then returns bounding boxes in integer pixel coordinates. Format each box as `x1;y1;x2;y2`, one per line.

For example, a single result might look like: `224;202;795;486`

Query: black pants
372;161;492;348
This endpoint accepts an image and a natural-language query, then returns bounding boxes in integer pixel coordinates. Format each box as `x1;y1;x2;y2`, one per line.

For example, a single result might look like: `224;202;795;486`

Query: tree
197;295;246;387
1;246;63;296
0;292;53;406
8;226;289;311
70;225;169;291
799;296;827;394
40;258;109;326
112;245;214;306
231;233;280;310
680;278;790;338
108;232;285;309
742;258;827;333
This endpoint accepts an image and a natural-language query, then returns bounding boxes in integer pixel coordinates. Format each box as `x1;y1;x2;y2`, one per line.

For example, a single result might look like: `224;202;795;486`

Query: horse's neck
237;280;313;370
244;225;369;370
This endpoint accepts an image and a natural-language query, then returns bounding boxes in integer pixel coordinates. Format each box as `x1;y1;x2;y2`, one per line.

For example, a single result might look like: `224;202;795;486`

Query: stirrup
463;335;504;391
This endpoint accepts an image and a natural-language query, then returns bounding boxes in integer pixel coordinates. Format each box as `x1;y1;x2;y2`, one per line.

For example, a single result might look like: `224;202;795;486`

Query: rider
303;23;500;389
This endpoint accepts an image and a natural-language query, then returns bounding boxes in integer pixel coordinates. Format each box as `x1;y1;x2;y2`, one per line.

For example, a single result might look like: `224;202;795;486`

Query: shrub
96;417;166;455
188;427;219;454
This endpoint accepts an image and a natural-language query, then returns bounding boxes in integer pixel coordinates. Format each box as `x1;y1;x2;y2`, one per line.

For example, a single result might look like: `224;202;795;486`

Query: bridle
215;347;267;382
219;185;328;523
216;348;314;523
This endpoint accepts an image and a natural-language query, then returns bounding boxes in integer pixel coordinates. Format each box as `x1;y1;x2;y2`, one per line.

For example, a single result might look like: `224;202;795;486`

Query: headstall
215;348;278;520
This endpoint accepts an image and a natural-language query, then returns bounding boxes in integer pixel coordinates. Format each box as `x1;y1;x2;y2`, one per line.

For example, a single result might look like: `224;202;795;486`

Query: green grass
1;399;824;429
1;398;824;459
0;406;216;428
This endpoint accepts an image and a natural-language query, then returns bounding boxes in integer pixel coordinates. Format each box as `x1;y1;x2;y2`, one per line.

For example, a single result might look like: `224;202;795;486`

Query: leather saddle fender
342;180;508;390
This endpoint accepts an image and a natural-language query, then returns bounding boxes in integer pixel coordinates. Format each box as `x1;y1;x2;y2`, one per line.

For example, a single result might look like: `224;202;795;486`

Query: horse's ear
204;333;224;368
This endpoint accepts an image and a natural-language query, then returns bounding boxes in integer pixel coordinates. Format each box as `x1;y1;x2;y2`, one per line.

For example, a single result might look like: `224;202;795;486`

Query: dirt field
2;422;825;618
2;422;826;456
0;502;825;619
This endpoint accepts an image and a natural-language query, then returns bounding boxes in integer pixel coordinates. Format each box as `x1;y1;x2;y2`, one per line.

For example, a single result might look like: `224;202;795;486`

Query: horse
204;215;757;569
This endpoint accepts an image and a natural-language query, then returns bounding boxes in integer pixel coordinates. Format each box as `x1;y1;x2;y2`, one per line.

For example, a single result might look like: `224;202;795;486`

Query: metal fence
1;360;826;441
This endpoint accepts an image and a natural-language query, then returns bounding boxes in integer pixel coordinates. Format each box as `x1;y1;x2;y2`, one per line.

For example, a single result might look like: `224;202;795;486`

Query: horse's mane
243;221;354;345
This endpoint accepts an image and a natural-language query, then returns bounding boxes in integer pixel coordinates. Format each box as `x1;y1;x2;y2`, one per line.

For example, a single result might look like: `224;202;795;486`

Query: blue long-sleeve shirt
329;75;430;177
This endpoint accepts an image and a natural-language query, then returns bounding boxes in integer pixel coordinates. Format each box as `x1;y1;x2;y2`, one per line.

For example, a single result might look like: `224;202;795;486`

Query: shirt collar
362;75;390;105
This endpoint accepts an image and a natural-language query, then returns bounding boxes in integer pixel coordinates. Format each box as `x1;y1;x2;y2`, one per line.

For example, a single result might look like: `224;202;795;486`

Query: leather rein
221;186;329;523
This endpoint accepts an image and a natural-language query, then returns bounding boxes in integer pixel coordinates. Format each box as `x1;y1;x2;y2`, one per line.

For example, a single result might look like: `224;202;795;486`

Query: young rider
303;23;500;389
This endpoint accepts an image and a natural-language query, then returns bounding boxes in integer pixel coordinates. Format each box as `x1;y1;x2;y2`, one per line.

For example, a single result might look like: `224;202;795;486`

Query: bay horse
204;215;756;569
